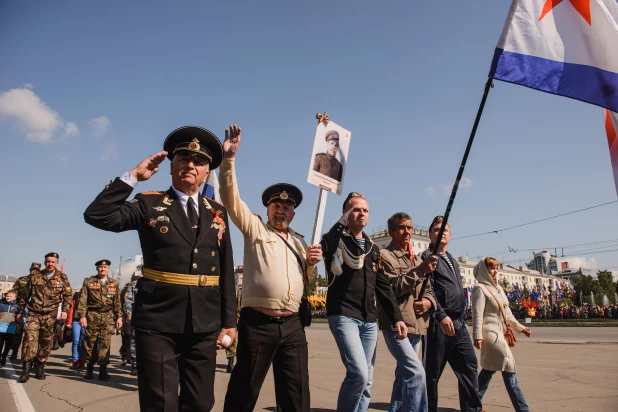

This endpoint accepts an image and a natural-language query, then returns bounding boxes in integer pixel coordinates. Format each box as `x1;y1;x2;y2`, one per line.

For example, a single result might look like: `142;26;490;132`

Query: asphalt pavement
1;325;617;412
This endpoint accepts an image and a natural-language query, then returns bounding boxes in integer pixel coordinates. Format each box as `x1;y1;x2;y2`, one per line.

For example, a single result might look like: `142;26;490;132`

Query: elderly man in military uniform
16;253;72;382
123;272;141;375
9;262;41;360
84;126;236;412
219;125;322;412
78;259;122;380
312;130;343;181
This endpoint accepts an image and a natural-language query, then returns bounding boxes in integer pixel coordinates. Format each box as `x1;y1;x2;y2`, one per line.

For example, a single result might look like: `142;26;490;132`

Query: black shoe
130;366;137;376
18;361;32;383
98;364;111;381
9;351;17;360
226;358;234;373
0;357;6;367
84;363;94;379
34;361;46;380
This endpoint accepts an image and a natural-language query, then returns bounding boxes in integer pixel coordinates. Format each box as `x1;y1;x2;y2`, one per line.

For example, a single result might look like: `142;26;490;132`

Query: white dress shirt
120;171;199;217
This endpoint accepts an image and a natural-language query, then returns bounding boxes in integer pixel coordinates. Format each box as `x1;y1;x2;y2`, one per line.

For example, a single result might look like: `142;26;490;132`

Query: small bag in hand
299;288;312;328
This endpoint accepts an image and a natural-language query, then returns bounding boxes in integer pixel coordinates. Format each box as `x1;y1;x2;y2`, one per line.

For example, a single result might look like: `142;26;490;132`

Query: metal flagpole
418;77;494;299
311;188;328;245
310;112;332;246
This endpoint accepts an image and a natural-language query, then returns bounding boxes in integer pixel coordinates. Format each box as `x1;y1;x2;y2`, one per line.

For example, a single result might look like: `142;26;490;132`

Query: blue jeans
478;369;530;412
328;315;377;412
71;321;85;361
382;331;428;412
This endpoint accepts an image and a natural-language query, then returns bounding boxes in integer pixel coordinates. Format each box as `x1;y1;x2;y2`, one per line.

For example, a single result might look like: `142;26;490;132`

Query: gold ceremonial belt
142;268;219;287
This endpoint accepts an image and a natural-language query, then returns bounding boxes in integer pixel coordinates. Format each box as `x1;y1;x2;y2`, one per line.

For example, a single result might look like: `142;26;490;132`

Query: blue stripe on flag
202;183;214;199
489;48;618;112
202;170;219;202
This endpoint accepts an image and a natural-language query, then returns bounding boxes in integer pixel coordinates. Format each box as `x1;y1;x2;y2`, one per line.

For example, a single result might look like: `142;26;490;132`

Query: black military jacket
84;178;236;333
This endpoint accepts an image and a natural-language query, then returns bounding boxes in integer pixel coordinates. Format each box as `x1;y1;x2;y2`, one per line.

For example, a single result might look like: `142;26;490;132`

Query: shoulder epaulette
201;194;224;207
140;191;164;196
295;231;305;238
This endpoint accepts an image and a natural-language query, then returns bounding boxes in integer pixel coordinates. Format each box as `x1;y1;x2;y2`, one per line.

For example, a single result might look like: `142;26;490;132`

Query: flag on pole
60;258;65;273
490;0;618;112
202;170;220;202
605;109;618;196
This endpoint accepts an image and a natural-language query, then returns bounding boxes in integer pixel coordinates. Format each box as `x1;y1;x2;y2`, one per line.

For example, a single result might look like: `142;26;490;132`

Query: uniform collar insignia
162;195;173;205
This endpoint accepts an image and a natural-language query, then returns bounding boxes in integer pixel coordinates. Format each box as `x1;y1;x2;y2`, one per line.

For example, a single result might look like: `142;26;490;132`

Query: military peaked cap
45;252;59;259
325;130;340;142
262;183;303;208
95;259;111;267
163;126;223;170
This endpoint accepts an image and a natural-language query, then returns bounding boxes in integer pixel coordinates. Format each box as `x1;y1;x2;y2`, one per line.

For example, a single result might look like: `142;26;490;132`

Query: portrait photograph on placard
307;121;351;195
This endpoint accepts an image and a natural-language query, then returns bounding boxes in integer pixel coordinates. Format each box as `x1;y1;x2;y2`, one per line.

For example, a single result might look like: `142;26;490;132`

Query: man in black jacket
421;216;482;412
321;192;407;412
84;126;236;412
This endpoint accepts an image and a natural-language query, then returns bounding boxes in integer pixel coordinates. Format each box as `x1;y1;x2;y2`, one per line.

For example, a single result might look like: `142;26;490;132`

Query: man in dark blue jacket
421;216;481;412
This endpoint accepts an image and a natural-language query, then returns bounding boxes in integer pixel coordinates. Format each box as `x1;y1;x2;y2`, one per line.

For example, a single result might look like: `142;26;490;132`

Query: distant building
369;228;571;292
0;276;19;295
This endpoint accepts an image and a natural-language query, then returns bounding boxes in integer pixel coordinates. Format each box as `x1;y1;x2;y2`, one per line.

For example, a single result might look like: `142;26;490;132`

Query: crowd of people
3;123;612;412
511;303;618;320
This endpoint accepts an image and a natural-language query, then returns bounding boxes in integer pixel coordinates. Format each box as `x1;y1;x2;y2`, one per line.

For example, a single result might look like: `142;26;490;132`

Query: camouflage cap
30;262;41;270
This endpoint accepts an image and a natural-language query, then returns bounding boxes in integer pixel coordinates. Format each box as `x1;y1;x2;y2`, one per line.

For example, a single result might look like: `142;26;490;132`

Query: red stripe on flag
605;109;617;148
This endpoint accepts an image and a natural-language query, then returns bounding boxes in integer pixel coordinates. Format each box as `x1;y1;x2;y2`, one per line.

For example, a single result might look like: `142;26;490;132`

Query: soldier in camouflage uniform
16;253;72;383
78;259;122;380
9;262;41;360
122;273;140;376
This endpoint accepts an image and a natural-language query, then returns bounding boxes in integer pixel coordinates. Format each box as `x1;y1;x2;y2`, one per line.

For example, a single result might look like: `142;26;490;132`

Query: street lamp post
548;284;553;318
115;256;132;284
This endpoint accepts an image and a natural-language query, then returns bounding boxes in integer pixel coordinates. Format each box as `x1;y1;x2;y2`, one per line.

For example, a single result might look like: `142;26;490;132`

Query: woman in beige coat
472;257;531;412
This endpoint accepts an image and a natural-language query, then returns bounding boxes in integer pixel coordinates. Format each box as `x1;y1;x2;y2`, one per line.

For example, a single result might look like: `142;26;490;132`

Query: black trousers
425;318;482;412
121;320;132;361
135;328;217;412
223;308;310;412
0;333;14;359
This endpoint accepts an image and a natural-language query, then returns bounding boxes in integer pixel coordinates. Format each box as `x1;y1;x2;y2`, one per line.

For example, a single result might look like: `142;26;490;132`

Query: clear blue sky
1;1;616;287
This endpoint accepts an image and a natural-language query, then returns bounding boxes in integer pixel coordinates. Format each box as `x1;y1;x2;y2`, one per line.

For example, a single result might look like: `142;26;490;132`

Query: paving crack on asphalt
309;383;339;393
39;382;84;412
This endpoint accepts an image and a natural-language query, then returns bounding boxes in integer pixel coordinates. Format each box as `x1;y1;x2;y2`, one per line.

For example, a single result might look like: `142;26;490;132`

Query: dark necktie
187;197;198;230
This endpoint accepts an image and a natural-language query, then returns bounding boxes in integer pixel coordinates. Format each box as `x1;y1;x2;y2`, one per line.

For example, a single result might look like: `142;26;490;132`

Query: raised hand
338;209;352;226
223;124;242;159
130;151;168;182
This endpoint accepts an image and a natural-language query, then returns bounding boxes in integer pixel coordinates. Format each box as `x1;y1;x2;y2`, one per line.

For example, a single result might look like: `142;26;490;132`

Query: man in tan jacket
377;212;438;412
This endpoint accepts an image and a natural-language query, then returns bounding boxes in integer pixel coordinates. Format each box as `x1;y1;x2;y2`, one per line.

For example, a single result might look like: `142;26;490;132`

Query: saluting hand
130;151;168;182
223;124;242;159
338;209;352;226
307;244;323;266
